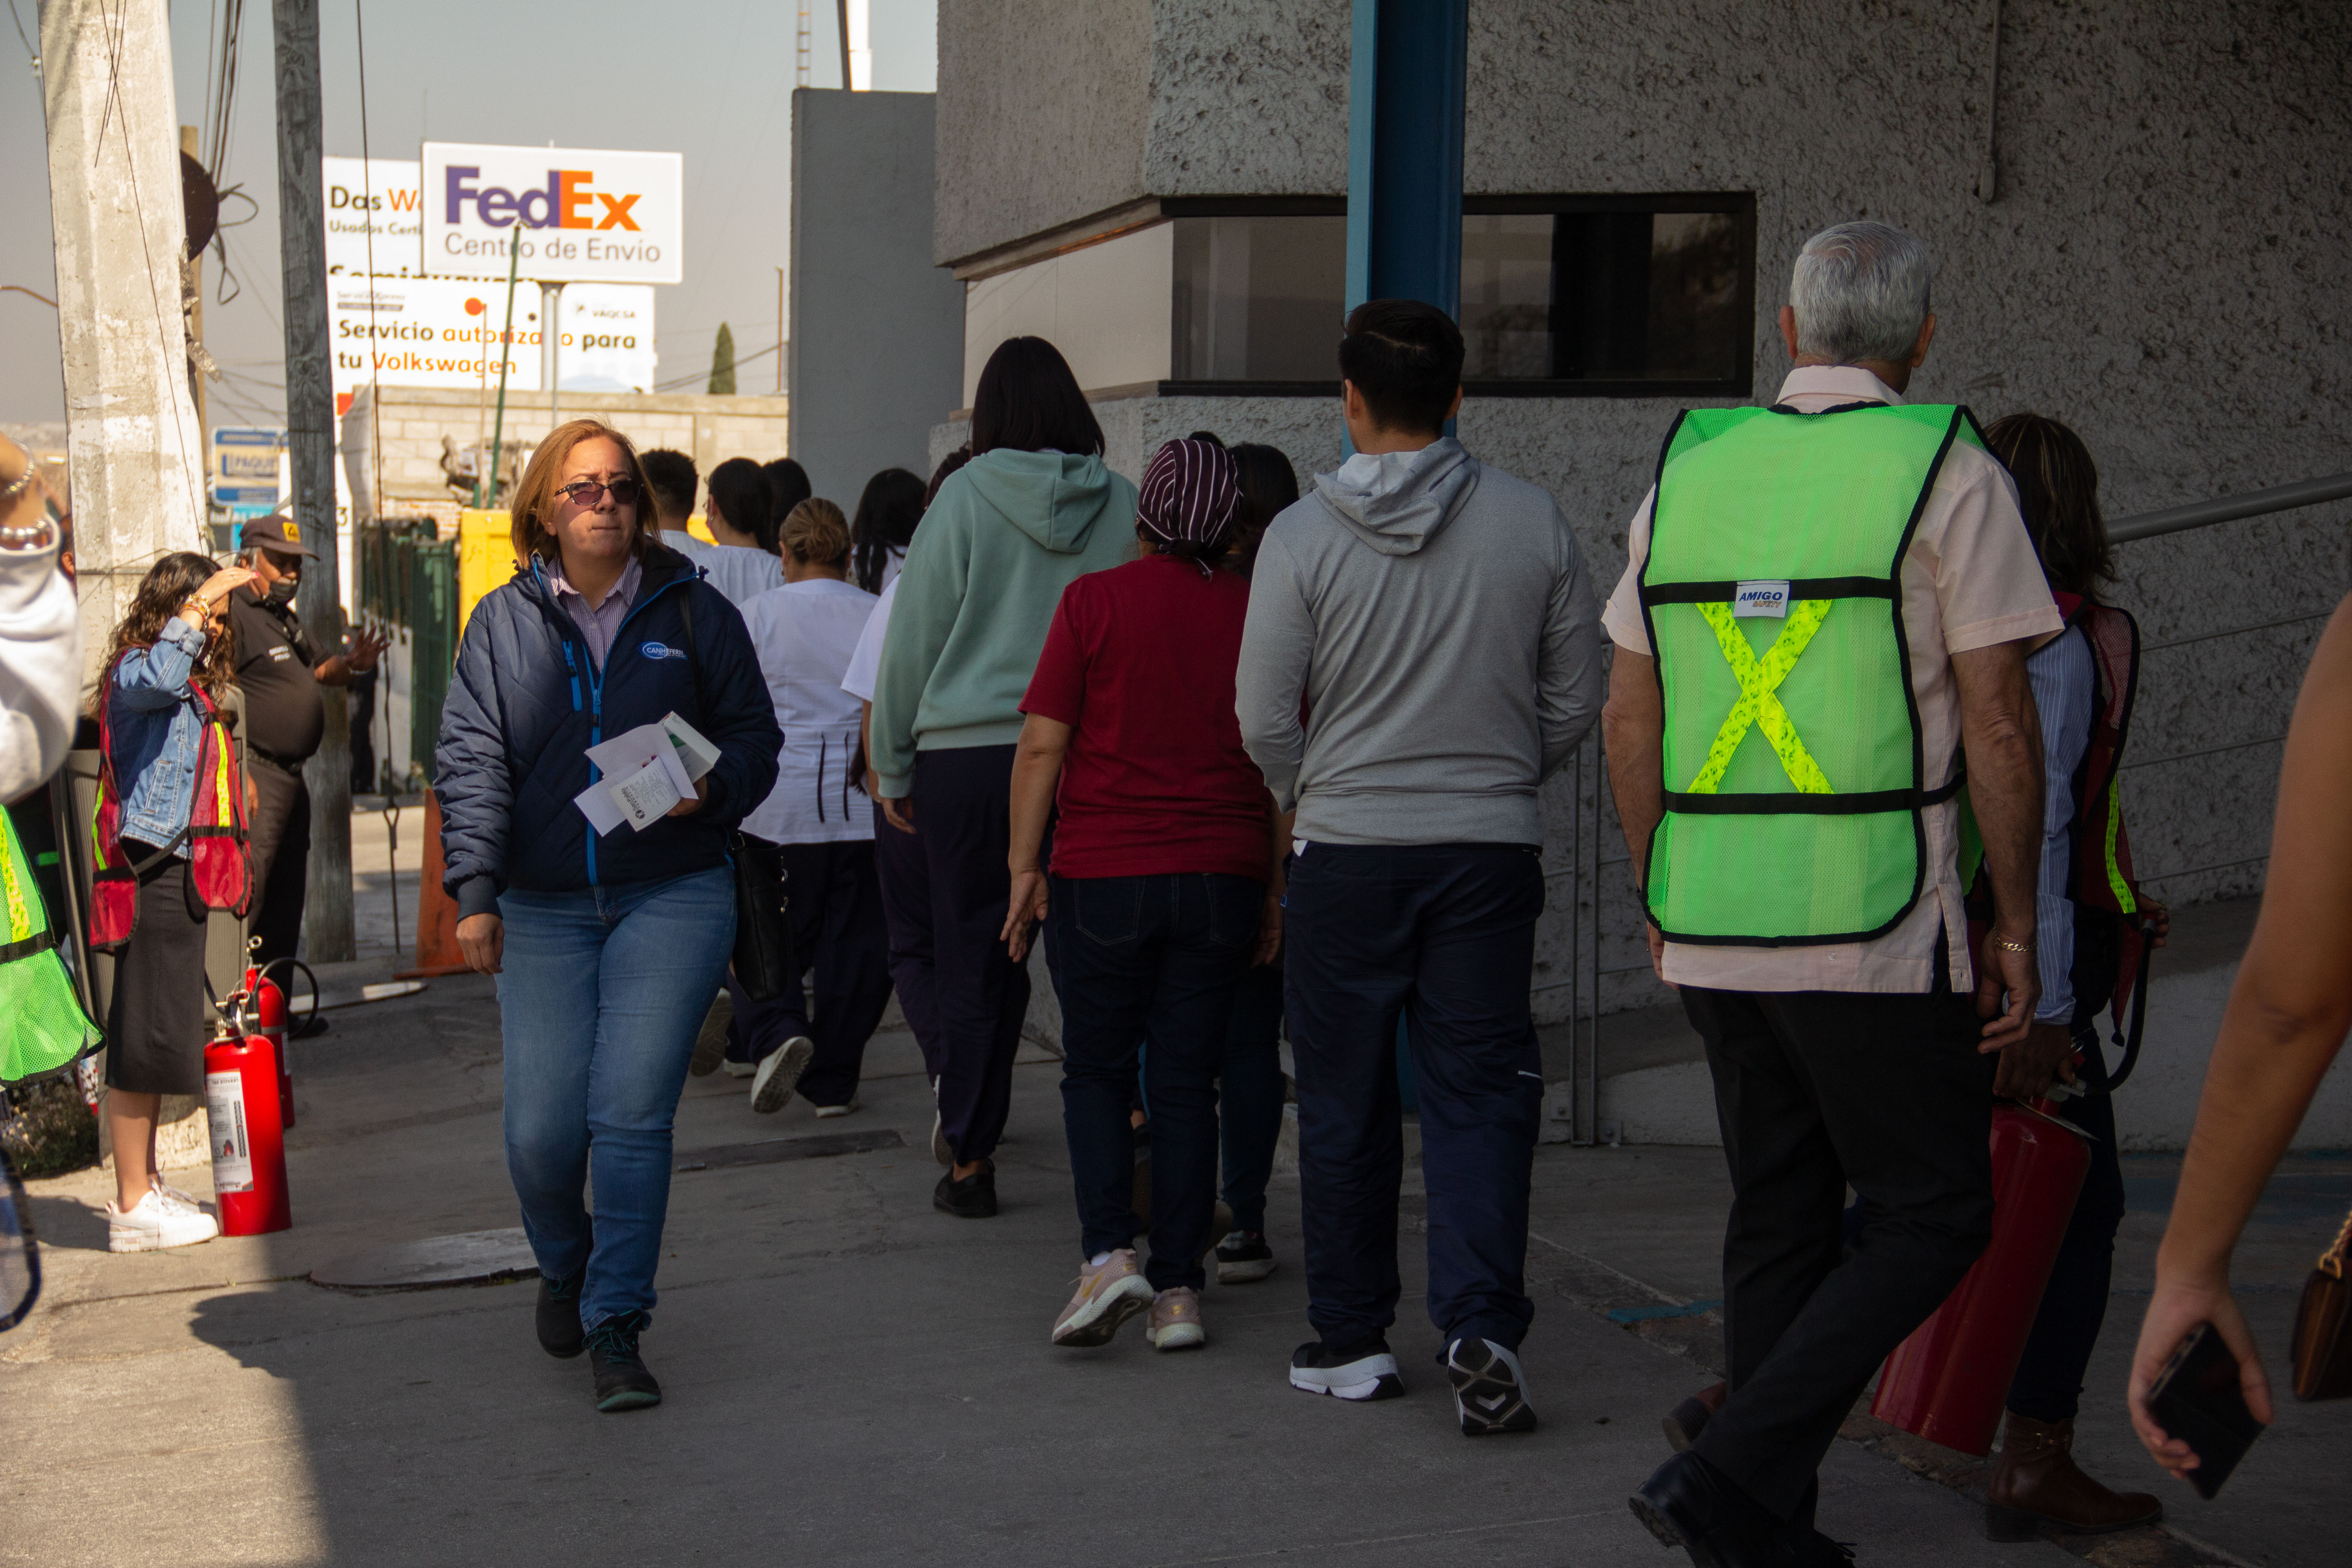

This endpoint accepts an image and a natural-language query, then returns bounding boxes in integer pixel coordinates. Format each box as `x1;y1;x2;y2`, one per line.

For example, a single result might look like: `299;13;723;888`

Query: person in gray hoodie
870;337;1138;1220
1237;298;1604;1431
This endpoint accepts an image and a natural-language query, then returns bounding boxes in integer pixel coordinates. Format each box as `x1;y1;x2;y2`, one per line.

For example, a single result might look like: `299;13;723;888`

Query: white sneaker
812;1097;859;1119
107;1189;221;1253
751;1036;816;1114
155;1181;211;1215
721;1059;758;1078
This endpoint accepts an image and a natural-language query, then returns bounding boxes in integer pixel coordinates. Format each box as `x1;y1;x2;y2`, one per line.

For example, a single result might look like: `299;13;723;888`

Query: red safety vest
87;653;253;951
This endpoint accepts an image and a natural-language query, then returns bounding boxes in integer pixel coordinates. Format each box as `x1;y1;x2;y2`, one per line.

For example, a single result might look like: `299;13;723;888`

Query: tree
708;321;737;395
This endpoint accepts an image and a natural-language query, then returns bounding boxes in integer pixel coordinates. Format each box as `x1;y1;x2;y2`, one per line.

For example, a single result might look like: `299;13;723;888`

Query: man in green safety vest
1602;221;2061;1566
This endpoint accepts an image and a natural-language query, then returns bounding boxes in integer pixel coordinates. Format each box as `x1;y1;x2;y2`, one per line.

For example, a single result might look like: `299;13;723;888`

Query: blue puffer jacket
434;541;781;920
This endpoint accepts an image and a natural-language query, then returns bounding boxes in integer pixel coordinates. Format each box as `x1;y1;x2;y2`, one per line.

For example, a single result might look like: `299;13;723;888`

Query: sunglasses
554;476;640;508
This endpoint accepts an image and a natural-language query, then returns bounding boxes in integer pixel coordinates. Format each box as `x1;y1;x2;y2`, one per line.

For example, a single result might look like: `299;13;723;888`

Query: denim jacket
106;619;214;855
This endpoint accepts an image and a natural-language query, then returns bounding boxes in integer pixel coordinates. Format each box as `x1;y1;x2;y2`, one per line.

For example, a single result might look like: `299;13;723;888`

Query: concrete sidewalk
3;965;2342;1567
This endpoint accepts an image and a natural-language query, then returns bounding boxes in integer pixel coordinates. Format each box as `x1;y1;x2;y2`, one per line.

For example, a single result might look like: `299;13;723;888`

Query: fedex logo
444;167;642;231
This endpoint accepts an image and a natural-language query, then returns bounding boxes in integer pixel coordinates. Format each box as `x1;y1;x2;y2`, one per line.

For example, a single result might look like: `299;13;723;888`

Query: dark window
1162;195;1753;397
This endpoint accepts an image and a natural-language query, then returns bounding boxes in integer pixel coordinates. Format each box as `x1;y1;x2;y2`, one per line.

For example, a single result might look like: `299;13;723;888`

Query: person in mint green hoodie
870;337;1137;1220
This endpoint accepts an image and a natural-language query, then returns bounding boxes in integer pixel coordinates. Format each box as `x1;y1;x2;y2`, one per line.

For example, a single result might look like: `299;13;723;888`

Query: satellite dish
181;152;220;260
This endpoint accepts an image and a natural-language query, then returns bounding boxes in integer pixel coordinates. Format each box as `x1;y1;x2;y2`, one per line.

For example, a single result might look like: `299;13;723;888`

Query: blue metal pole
1344;0;1467;318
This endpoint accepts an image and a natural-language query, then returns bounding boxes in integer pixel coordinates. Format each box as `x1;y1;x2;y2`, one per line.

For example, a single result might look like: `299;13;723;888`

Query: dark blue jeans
1284;842;1545;1352
1054;871;1261;1291
2006;1031;2127;1422
1218;955;1288;1236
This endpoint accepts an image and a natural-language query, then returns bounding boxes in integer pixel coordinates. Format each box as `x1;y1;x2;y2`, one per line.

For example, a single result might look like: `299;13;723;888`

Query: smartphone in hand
2147;1322;2267;1498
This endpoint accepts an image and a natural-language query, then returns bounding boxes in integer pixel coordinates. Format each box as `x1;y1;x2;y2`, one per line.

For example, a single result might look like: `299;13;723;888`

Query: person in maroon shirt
1002;438;1287;1355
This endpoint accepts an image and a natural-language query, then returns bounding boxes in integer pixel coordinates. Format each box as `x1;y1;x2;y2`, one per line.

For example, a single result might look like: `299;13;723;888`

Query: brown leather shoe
1985;1412;2162;1540
1661;1380;1727;1452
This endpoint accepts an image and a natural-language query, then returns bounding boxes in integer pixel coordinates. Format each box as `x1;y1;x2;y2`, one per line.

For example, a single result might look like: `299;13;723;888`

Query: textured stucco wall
934;0;1152;265
932;0;2352;1020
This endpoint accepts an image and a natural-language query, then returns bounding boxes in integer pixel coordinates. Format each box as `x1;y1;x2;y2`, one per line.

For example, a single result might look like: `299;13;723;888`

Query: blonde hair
779;497;850;568
508;419;656;565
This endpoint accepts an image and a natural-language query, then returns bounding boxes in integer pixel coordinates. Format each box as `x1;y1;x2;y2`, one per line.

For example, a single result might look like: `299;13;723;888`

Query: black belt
250;747;310;775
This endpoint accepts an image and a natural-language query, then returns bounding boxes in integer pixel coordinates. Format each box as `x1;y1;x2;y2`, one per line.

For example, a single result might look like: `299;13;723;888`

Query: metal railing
1544;466;2350;1144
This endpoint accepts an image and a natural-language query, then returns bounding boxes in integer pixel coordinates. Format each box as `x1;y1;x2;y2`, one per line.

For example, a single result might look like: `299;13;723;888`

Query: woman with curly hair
96;551;255;1253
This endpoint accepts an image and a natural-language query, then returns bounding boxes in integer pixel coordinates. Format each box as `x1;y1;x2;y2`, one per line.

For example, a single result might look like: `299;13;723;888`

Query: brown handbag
2289;1206;2352;1401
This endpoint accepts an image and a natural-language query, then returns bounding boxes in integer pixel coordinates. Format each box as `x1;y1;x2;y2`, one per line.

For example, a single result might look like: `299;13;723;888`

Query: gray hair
1788;221;1934;365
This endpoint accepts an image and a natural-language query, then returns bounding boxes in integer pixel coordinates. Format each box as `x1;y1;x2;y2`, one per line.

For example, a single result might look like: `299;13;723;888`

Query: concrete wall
935;0;2352;1028
789;90;965;508
360;387;792;525
961;225;1174;403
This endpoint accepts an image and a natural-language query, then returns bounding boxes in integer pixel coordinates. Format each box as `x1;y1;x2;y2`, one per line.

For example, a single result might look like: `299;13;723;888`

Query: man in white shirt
1604;221;2058;1565
639;449;708;564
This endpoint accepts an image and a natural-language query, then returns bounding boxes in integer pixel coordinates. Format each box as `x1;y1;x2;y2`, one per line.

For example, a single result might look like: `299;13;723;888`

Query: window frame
1154;192;1757;401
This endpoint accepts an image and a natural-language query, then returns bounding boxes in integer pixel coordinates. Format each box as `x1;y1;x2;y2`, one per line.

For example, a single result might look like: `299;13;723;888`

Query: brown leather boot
1985;1412;2162;1540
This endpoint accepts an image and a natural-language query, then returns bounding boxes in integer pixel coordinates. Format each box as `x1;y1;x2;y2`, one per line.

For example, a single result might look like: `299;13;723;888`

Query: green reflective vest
0;803;103;1085
1637;401;1983;945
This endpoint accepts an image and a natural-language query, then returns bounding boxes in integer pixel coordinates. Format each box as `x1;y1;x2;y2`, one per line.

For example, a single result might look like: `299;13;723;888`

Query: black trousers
871;799;942;1083
2005;1029;2127;1422
911;744;1028;1165
723;837;894;1107
1682;982;1995;1524
244;759;310;968
1284;843;1546;1352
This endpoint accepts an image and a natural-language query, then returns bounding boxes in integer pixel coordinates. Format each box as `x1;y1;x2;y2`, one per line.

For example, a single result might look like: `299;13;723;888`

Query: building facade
933;0;2352;1026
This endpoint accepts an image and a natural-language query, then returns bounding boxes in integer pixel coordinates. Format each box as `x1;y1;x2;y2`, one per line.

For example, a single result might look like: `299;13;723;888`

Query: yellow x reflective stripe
1687;600;1835;794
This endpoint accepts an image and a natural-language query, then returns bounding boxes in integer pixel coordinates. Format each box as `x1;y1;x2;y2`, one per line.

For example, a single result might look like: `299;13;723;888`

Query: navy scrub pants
723;836;894;1108
1283;841;1546;1354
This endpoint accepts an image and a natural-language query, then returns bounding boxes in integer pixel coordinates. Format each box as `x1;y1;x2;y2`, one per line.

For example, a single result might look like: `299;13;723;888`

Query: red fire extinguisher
1872;1097;2091;1455
255;970;293;1129
204;1018;292;1237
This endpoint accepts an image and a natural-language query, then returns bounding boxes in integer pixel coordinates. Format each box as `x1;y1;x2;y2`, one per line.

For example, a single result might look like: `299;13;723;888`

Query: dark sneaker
536;1270;585;1359
1289;1335;1404;1401
934;1160;998;1218
688;990;735;1077
586;1310;661;1412
1631;1450;1795;1564
1215;1230;1277;1284
1447;1337;1539;1435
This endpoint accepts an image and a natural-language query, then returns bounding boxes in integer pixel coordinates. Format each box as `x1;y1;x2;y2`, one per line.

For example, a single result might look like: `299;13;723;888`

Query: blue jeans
1284;842;1545;1351
1054;871;1261;1291
496;866;735;1329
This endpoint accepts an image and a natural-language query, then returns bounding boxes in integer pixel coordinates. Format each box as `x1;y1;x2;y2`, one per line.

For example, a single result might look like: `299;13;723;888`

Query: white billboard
329;278;658;398
322;157;424;278
420;142;682;284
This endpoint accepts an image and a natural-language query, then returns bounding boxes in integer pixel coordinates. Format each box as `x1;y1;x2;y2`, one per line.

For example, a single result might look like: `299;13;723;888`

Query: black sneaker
535;1270;585;1358
1447;1336;1539;1435
1214;1229;1277;1284
586;1310;661;1412
933;1160;997;1218
1289;1335;1404;1401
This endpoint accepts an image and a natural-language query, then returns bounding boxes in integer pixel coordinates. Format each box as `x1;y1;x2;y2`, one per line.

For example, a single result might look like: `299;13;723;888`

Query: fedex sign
420;142;682;285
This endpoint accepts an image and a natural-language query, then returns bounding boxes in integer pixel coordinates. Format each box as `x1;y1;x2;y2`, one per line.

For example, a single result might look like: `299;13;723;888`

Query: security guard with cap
1601;220;2063;1566
230;513;387;970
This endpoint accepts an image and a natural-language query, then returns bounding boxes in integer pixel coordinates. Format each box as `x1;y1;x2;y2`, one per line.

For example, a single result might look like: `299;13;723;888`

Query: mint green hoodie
869;449;1138;795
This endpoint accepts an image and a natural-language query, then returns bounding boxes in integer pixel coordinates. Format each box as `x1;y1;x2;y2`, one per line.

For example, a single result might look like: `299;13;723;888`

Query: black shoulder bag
676;593;796;1002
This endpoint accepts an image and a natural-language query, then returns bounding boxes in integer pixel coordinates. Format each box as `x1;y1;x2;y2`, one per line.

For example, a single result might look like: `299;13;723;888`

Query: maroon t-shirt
1021;554;1269;882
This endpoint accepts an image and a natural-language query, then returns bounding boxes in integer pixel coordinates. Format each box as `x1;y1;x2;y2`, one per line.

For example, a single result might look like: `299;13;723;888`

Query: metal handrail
2108;471;2352;543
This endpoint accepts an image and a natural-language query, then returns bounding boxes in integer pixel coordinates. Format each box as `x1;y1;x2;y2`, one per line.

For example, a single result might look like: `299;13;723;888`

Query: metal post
542;281;566;431
480;230;524;511
273;0;355;962
1343;0;1467;318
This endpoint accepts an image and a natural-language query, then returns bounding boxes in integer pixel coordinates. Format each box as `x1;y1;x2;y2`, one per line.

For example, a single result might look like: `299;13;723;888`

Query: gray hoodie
1235;438;1604;847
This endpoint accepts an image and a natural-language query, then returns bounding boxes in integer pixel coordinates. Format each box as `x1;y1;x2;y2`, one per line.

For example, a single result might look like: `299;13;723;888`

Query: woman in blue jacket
436;419;780;1414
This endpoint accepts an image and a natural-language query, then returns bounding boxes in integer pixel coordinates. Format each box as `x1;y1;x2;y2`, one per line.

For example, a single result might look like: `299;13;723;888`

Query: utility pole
39;0;208;678
274;0;356;961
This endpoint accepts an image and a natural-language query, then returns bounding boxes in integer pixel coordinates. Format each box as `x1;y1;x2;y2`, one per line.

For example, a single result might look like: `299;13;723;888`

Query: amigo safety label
1732;580;1792;618
206;1070;255;1193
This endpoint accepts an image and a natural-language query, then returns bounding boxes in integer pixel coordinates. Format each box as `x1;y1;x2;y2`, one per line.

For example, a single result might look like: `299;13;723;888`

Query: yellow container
456;510;514;637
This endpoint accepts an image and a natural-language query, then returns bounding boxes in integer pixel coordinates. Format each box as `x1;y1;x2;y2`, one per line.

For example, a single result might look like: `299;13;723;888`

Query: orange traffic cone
397;791;472;979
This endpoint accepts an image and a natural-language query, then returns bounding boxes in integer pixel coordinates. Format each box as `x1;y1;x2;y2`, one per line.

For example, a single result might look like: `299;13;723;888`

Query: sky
0;0;938;427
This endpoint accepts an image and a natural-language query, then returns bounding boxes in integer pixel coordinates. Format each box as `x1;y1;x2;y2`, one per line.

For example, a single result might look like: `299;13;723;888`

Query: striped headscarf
1135;438;1241;575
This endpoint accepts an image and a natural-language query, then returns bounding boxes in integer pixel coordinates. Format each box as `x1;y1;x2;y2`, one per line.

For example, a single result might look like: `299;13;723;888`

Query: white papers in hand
574;713;718;836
